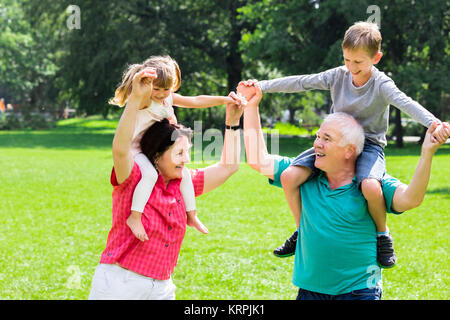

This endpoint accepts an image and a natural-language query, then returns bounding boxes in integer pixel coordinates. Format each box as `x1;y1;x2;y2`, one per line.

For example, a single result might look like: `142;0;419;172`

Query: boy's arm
380;80;440;128
257;67;339;93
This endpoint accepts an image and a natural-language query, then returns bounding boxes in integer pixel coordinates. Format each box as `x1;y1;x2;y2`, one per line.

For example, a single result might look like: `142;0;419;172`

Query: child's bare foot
127;211;149;241
186;210;209;234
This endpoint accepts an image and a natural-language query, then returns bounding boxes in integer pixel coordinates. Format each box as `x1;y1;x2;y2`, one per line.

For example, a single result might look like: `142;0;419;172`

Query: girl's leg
128;153;158;241
181;167;208;234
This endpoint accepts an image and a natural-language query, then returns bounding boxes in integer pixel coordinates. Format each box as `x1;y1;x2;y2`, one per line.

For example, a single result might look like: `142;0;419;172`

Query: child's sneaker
273;230;298;257
377;232;397;268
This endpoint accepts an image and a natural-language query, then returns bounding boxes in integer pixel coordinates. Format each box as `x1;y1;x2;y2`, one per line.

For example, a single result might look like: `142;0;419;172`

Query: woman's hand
225;92;244;126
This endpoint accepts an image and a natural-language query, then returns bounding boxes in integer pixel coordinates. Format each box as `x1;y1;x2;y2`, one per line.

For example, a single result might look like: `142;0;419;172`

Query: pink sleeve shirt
99;162;204;280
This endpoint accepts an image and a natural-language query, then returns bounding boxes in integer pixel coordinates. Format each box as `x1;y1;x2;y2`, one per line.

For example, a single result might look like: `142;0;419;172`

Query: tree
380;0;449;146
19;0;255;125
0;0;59;114
240;0;449;145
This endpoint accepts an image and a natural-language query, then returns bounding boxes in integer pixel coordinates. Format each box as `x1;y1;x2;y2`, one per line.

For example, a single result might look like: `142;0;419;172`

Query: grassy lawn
0;117;448;300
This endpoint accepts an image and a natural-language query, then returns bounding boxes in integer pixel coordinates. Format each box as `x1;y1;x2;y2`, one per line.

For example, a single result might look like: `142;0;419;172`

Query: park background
0;0;448;299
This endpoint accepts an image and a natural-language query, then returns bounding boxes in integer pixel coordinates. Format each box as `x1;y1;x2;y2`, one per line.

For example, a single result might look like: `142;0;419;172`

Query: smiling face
313;121;349;172
151;85;172;104
155;135;192;181
343;47;382;87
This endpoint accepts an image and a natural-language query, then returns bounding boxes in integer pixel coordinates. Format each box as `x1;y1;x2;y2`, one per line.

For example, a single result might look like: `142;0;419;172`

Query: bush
0;112;56;130
0;113;23;130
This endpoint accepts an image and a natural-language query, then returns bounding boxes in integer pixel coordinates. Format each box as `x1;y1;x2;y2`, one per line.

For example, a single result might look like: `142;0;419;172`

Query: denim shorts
296;286;382;300
291;139;386;187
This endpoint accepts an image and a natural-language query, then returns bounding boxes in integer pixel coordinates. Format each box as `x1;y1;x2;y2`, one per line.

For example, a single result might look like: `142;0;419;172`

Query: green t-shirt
270;157;404;295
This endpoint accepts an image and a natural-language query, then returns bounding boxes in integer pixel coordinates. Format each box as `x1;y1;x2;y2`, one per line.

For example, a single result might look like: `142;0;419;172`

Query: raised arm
201;93;243;194
172;92;237;109
391;122;450;212
241;84;280;179
112;68;156;184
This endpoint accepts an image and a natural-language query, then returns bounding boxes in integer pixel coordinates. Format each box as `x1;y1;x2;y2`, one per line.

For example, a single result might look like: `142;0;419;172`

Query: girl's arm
112;68;156;184
172;92;234;109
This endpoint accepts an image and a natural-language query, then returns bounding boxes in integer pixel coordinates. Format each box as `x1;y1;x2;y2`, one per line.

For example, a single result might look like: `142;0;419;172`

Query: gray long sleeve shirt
258;66;439;147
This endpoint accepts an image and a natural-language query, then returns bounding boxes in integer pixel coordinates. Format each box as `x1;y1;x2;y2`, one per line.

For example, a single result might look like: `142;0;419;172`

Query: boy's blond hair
342;21;382;57
109;55;181;107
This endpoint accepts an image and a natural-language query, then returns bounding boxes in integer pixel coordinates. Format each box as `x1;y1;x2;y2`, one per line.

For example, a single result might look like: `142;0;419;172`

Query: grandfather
240;84;449;300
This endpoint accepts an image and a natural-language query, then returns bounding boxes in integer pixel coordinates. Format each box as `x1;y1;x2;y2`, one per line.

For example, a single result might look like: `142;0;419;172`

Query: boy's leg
361;178;387;232
273;165;311;258
361;179;396;268
361;179;397;268
273;148;316;258
181;167;208;234
357;141;396;268
280;165;311;229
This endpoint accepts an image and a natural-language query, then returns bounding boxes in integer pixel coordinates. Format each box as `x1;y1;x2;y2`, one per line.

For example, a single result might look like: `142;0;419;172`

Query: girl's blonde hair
109;55;181;107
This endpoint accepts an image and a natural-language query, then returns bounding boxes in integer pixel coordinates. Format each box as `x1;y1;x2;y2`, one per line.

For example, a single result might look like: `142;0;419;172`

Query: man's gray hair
323;112;365;156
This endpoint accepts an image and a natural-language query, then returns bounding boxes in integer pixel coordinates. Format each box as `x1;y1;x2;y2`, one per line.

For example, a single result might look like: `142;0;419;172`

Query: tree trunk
394;109;403;148
226;0;244;93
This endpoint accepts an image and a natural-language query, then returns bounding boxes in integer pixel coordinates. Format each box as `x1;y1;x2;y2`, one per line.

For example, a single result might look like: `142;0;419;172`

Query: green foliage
0;0;448;136
0;0;60;115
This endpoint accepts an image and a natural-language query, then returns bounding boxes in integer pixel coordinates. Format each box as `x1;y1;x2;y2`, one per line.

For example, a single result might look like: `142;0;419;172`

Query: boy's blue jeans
296;286;382;300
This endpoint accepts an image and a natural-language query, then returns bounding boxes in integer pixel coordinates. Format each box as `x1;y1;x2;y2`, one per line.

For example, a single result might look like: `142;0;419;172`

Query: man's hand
431;121;450;144
245;83;263;108
237;79;258;102
423;122;450;155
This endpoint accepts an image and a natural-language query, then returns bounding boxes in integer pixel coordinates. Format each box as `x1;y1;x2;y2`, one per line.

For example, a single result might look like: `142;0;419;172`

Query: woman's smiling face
156;135;191;182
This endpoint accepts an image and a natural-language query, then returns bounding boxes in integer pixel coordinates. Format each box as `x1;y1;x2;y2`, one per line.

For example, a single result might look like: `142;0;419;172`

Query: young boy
241;21;447;268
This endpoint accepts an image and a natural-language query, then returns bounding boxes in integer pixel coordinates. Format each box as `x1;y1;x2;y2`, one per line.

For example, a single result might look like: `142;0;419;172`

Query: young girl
110;55;244;241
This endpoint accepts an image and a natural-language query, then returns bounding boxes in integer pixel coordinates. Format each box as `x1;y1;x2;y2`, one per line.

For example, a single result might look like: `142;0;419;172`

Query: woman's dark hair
140;119;192;166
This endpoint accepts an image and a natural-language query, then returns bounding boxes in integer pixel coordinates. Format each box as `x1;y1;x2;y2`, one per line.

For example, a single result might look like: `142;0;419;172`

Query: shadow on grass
426;187;450;198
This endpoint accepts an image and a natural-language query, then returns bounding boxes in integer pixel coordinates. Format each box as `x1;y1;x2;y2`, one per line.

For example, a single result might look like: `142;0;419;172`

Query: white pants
88;264;176;300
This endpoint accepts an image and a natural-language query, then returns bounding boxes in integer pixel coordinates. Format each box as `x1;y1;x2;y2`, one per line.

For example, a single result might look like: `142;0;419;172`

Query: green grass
0;117;448;300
